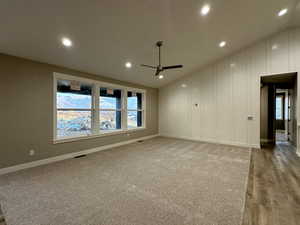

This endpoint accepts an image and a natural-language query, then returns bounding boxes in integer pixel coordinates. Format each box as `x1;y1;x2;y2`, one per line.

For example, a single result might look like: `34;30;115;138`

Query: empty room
0;1;300;225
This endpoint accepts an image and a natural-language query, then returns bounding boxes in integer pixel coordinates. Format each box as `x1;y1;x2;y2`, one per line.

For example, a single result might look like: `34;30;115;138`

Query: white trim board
160;134;261;149
0;134;158;176
54;72;147;93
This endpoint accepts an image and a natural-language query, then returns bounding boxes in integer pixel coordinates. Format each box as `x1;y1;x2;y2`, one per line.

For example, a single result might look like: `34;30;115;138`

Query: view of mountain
57;93;91;109
57;93;138;109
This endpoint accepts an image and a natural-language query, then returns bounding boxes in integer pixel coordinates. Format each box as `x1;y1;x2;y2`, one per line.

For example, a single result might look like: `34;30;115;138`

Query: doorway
260;72;297;146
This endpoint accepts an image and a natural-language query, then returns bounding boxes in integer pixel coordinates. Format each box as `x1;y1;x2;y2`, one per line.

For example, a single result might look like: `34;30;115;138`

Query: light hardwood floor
242;142;300;225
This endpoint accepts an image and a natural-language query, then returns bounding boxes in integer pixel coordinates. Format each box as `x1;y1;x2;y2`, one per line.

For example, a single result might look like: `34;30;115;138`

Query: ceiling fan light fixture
141;41;183;79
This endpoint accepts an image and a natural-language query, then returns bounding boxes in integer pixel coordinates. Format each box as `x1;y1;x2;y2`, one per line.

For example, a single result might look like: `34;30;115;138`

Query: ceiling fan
141;41;183;78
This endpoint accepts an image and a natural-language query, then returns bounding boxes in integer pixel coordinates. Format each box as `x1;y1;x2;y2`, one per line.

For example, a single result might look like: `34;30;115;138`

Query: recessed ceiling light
158;74;164;79
278;8;288;17
125;62;132;68
181;84;187;88
272;44;278;50
62;37;72;47
219;41;226;48
201;4;210;16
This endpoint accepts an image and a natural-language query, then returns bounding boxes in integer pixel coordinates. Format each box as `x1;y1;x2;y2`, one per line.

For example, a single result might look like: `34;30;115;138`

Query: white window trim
53;72;147;144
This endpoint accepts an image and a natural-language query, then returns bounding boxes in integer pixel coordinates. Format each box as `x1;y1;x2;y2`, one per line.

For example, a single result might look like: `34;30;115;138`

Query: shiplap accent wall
159;28;300;148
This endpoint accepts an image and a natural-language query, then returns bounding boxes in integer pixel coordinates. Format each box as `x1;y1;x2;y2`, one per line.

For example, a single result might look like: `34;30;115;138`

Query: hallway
275;130;288;142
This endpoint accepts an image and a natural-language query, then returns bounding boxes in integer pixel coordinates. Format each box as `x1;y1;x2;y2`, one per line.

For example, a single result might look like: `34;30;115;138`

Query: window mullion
92;84;100;135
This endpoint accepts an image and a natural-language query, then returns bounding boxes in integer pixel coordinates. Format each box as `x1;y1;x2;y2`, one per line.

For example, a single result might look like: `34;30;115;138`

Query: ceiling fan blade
141;64;156;69
163;65;183;70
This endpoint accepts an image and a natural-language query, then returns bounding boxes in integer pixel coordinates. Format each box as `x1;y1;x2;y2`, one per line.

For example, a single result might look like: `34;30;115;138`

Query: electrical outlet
29;149;35;156
247;115;254;121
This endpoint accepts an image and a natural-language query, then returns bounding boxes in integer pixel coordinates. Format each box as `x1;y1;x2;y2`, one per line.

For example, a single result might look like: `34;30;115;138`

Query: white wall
260;85;269;142
159;28;300;148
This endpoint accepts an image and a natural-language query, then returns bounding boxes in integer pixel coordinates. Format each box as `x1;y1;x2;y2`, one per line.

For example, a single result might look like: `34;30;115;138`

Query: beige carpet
0;137;251;225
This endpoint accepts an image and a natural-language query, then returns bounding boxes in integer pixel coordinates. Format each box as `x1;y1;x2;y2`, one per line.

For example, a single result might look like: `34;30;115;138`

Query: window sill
53;127;146;144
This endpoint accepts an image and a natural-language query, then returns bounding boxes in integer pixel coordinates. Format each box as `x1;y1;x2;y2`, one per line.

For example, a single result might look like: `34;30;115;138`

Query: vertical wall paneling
159;28;300;148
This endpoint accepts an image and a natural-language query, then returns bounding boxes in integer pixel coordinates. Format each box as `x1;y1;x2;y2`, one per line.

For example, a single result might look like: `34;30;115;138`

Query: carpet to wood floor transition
0;137;251;225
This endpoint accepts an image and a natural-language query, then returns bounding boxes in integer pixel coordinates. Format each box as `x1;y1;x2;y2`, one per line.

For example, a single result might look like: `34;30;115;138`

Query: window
56;80;92;139
127;91;143;129
276;96;283;120
54;73;146;142
100;88;122;131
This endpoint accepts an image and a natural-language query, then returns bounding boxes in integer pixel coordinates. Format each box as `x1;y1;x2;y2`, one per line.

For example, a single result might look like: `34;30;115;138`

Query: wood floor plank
242;142;300;225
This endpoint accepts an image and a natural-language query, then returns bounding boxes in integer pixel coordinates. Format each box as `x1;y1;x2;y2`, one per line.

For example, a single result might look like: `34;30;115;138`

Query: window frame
99;87;123;132
127;91;145;129
53;72;146;144
56;80;93;139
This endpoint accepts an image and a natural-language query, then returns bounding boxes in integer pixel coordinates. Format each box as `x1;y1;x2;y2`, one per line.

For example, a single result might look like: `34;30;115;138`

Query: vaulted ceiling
0;0;300;87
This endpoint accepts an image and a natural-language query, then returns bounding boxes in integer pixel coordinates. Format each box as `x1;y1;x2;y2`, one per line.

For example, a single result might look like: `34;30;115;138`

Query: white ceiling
0;0;300;88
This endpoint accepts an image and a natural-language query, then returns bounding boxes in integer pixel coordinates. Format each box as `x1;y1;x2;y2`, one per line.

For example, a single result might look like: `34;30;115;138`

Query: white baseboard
160;134;260;149
0;134;158;176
